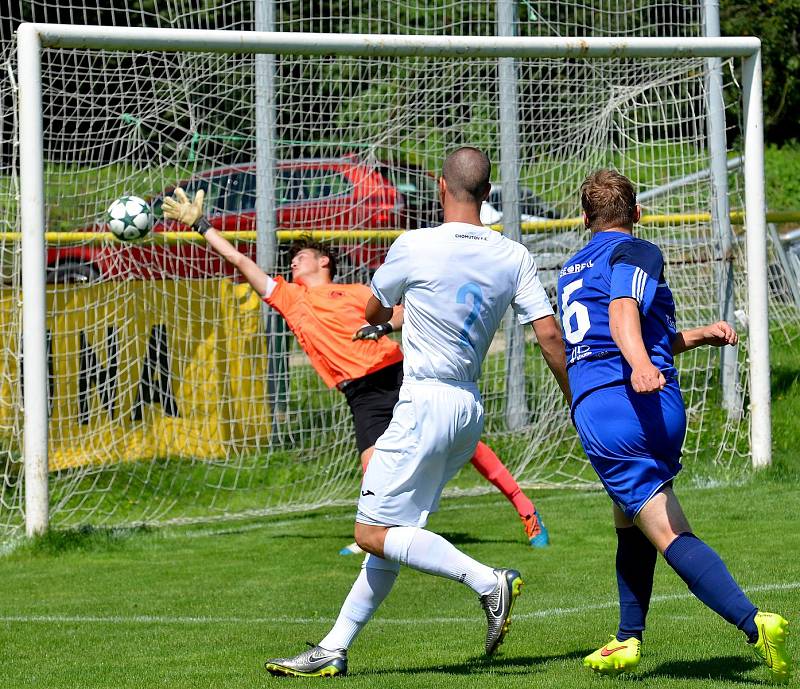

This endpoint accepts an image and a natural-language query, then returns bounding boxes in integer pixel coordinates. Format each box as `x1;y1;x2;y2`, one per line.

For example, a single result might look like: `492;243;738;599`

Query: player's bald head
441;147;491;203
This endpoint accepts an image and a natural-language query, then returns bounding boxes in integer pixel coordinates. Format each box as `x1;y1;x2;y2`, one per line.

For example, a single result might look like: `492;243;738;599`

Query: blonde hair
580;169;637;230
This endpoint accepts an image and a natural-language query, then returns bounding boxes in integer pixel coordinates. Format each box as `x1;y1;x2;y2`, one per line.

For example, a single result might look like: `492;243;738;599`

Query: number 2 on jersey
561;278;590;344
457;282;483;346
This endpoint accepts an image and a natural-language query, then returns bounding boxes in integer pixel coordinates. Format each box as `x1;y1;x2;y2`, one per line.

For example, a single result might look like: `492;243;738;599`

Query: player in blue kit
559;169;791;681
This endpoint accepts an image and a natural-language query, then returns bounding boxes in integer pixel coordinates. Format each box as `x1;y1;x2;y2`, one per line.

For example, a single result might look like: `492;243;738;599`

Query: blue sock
616;527;657;642
664;533;758;642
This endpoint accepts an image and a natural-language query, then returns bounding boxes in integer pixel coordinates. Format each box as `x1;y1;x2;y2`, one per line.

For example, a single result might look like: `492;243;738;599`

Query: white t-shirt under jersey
370;222;553;383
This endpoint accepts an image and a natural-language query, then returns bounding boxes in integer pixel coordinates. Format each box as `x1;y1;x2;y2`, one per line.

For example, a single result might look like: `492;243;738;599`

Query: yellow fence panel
0;280;271;469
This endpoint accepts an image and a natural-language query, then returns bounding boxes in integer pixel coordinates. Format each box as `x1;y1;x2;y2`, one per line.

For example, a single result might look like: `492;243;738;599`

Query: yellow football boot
752;612;791;683
583;635;641;676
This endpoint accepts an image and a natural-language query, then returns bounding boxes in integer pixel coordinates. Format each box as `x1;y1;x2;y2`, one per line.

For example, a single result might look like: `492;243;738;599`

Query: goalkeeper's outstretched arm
161;187;273;298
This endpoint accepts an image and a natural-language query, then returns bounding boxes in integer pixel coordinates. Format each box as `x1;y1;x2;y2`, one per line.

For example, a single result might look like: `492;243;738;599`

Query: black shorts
342;361;403;454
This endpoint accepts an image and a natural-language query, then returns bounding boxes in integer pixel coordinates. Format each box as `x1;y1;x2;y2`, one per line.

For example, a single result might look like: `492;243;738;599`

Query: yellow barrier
0;280;271;469
0;210;798;245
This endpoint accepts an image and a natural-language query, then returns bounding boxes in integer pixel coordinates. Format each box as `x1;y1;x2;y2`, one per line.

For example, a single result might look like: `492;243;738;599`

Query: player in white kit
265;147;570;677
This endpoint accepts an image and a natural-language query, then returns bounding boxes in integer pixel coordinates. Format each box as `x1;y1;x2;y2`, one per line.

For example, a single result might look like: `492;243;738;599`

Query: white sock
383;526;497;596
318;554;399;651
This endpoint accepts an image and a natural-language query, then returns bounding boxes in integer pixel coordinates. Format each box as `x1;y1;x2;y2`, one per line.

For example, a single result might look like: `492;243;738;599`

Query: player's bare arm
672;320;738;355
530;315;571;405
353;306;404;341
609;297;666;393
162;187;272;298
365;294;394;325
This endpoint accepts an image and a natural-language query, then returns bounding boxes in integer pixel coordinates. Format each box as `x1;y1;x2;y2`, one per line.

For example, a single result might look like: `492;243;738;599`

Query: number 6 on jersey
561;279;590;344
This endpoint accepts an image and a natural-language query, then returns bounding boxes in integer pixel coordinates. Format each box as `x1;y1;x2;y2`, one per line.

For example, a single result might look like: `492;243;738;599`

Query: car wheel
46;261;103;285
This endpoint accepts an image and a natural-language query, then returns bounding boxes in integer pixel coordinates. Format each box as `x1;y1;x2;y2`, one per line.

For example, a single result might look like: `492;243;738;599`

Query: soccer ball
106;195;153;241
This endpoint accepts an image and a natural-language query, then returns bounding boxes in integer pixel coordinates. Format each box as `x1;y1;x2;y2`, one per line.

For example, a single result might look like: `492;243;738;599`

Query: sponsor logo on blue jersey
569;344;592;364
559;260;594;277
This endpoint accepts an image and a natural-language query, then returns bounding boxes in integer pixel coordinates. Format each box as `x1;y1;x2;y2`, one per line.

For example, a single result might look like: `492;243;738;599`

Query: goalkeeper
162;187;550;551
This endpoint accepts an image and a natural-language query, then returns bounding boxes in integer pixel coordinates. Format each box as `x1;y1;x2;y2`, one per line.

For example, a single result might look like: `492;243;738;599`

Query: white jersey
370;222;553;382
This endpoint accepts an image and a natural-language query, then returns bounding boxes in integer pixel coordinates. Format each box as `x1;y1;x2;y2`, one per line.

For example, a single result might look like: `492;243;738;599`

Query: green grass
768;322;800;479
0;147;798;685
2;322;795;687
0;318;797;689
765;143;800;213
1;480;798;688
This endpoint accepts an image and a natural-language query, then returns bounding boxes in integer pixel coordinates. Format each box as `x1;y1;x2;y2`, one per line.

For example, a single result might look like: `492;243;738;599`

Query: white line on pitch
2;581;797;627
169;482;748;540
171;499;513;539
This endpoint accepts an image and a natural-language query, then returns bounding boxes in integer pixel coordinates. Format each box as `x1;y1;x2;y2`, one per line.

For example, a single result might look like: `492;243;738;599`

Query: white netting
1;1;798;544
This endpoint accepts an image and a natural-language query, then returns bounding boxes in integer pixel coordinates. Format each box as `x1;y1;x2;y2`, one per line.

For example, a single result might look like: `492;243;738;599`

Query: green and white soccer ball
106;195;153;241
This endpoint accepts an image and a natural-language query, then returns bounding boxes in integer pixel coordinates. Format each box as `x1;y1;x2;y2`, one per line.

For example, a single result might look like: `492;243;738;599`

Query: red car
46;157;440;282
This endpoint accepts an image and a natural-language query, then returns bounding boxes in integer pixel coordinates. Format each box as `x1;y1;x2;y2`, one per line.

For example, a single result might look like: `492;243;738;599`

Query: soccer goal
6;23;784;539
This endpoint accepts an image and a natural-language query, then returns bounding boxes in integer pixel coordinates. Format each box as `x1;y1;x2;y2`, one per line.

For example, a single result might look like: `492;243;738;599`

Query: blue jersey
557;231;678;408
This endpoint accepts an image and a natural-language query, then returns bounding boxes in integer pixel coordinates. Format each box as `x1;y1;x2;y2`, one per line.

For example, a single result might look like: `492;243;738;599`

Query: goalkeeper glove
161;187;211;234
352;323;393;341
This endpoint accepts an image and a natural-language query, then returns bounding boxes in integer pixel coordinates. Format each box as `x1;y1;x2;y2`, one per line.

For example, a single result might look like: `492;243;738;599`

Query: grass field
1;476;798;688
0;330;797;688
0;227;796;687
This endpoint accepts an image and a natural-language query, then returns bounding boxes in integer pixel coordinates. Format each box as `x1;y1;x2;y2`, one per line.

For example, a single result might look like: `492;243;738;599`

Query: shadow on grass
361;649;592;677
259;530;521;548
640;654;761;683
258;532;356;541
771;364;800;397
20;524;153;556
436;531;522;547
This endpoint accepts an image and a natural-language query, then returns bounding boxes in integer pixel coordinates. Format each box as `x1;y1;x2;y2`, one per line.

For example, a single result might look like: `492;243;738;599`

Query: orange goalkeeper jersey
265;277;403;389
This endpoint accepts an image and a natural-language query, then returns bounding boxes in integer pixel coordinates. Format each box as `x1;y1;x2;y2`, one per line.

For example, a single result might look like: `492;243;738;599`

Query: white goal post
16;24;770;537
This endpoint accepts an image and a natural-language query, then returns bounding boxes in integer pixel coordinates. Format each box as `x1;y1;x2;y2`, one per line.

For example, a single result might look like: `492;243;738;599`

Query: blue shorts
573;379;686;519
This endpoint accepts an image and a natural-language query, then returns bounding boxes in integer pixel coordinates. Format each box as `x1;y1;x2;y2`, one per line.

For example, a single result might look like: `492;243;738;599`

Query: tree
722;0;800;144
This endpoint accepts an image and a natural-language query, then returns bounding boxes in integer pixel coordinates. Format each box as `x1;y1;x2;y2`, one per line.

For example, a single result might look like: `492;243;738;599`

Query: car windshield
381;166;436;199
154;166;355;217
151;176;229;218
379;164;440;226
276;168;352;203
487;187;558;219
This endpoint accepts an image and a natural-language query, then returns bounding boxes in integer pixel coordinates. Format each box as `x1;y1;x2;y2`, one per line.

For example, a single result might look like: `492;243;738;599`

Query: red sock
470;441;535;518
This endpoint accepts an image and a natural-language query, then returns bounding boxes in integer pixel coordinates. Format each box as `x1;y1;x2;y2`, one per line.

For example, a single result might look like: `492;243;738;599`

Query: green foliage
765;142;800;211
721;0;800;144
44;163;193;231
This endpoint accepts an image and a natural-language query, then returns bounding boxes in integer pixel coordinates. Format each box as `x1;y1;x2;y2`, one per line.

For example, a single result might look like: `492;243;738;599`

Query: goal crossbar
23;24;760;58
15;24;770;538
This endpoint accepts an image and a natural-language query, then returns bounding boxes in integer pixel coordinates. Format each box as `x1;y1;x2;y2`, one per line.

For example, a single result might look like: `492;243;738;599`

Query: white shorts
356;378;484;528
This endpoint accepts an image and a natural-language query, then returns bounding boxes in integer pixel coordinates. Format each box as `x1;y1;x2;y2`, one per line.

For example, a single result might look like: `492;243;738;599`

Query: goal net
1;1;797;542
